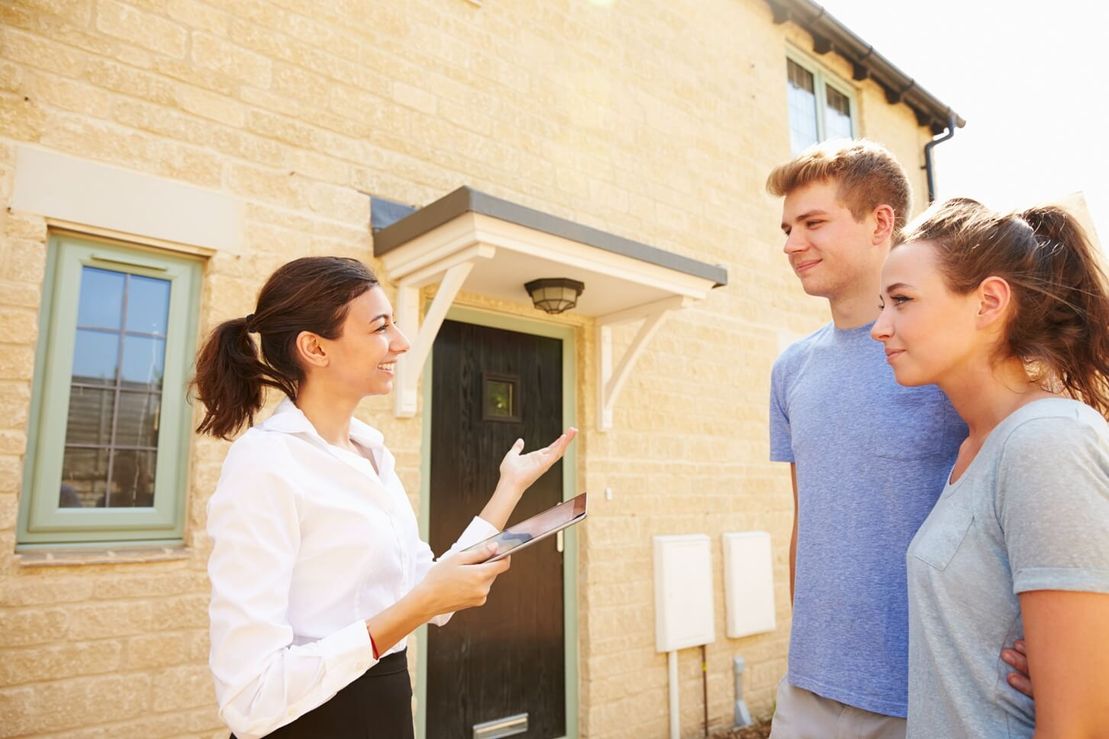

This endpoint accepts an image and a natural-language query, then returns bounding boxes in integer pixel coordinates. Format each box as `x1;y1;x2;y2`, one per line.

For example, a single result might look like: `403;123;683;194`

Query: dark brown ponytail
901;199;1109;416
192;257;379;439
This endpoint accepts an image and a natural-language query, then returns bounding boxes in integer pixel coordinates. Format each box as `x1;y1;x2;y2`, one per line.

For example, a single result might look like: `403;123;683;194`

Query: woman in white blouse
193;256;576;739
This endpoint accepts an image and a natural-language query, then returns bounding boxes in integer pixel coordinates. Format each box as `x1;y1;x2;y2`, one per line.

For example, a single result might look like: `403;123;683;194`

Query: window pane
61;447;109;508
120;336;166;388
72;330;120;385
125;275;171;336
787;59;818;152
76;267;124;330
826;86;853;140
106;449;156;508
115;391;161;448
64;387;114;446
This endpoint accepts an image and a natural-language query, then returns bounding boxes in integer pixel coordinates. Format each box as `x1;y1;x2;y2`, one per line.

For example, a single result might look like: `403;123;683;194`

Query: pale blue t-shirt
906;398;1109;738
769;322;965;717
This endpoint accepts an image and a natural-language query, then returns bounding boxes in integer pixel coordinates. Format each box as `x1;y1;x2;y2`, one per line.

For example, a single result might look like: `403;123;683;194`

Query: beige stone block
1;671;151;735
166;0;228;35
0;575;96;606
124;630;205;670
0;308;36;348
0;60;24;94
0;639;123;687
225;161;309;207
151;663;212;711
81;57;177;105
152;57;239;97
192;32;272;89
0;91;47;144
307;181;367;225
147;593;209;629
244;106;324;148
0;381;32;431
4;25;97;81
0;345;34;382
145;138;223;188
0;493;17;530
177;85;246;128
92;570;207;599
392;80;437;116
96;0;187;58
19;69;111;122
64;600;153;639
0;607;69;646
56;705;224;738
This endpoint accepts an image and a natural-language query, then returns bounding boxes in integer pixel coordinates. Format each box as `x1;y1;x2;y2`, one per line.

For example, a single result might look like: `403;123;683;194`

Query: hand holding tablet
465;492;588;562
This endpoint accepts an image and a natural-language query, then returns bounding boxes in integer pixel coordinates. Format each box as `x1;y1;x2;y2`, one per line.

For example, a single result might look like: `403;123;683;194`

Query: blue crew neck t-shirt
769;322;966;717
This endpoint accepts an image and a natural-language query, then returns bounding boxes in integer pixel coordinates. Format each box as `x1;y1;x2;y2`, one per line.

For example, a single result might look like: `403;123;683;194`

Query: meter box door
722;531;776;639
653;534;715;652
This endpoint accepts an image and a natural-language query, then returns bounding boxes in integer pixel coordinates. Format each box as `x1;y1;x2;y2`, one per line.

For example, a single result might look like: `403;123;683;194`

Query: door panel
428;319;565;739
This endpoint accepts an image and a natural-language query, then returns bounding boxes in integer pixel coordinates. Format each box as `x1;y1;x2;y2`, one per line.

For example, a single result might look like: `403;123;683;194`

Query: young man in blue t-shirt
763;140;1029;738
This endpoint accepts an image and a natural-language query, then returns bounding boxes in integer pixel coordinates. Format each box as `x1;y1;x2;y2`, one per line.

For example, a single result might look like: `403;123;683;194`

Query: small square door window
483;372;521;422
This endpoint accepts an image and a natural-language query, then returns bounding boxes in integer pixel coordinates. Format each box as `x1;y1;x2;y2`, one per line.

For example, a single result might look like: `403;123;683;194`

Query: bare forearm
1022;590;1109;737
478;481;523;530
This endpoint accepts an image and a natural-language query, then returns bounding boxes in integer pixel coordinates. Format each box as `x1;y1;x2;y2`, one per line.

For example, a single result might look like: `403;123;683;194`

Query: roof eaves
766;0;965;134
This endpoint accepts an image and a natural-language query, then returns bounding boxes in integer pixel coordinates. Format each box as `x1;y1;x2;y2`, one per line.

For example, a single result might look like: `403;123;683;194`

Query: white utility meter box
722;531;776;638
653;534;715;652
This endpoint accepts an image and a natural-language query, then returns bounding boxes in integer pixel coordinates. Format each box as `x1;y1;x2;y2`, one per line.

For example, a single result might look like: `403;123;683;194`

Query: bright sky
818;0;1109;247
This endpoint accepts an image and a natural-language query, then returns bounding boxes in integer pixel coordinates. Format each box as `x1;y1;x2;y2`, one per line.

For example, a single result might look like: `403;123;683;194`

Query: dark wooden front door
427;319;566;739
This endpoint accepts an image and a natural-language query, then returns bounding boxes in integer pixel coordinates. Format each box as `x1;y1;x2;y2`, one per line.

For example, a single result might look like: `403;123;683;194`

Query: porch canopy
372;186;728;429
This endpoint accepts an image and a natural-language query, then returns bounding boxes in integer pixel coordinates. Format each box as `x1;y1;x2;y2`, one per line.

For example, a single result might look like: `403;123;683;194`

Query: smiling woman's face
871;241;982;387
314;285;411;398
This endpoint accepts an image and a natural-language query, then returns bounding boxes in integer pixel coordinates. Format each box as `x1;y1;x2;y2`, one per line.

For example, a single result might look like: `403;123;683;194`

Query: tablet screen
468;492;587;561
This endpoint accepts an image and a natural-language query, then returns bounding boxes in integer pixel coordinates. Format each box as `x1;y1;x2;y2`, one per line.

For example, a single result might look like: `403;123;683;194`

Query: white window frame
786;49;858;151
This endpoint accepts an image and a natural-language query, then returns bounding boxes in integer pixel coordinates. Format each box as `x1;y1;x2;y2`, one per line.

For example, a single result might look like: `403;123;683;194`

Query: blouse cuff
448;516;501;555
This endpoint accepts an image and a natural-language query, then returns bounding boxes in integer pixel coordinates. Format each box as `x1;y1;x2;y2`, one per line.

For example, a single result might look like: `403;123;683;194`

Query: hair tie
244;313;258;333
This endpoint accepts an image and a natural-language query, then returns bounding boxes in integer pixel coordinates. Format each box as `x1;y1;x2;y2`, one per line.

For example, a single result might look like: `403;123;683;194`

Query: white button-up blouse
207;399;497;739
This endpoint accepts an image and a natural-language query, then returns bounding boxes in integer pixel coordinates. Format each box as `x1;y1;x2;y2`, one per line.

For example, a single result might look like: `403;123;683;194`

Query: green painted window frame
17;233;203;548
786;50;858;152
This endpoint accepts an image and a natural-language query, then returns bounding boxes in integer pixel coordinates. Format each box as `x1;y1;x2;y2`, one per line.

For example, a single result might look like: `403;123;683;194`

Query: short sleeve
769;354;795;463
995;417;1109;595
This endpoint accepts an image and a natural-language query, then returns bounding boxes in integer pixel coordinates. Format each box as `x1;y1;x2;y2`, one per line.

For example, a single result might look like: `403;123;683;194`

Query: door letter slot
472;712;528;738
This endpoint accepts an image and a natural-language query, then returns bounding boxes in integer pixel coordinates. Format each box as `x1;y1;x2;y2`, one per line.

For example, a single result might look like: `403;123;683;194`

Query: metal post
733;655;753;728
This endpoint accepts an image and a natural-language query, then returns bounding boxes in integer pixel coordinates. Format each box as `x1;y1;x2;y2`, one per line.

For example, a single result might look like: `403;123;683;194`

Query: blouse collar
258;397;386;451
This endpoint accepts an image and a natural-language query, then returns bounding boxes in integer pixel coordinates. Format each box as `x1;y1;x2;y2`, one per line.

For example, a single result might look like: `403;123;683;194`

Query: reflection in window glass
65;387;114;446
125;275;170;335
826;86;853;140
121;336;166;387
72;330;119;384
787;59;818;153
115;391;161;448
60;447;109;508
76;268;124;330
61;266;172;511
108;449;157;508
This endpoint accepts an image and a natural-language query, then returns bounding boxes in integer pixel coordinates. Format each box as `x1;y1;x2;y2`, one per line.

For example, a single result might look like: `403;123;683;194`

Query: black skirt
233;650;414;739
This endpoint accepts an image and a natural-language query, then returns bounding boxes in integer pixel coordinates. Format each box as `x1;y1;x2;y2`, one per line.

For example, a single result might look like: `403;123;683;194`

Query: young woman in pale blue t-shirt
871;198;1109;738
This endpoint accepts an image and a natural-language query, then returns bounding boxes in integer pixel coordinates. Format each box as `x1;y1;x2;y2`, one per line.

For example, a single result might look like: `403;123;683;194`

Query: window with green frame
787;55;856;153
18;233;202;547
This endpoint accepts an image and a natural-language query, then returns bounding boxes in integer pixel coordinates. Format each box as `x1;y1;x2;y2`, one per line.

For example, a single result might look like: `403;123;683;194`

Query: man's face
779;180;883;300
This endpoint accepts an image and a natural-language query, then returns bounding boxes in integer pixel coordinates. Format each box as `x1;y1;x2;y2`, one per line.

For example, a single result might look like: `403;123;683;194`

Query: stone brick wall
0;1;934;736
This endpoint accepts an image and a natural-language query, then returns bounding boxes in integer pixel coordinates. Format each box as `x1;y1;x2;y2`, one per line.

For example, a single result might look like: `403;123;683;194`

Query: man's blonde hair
766;139;911;236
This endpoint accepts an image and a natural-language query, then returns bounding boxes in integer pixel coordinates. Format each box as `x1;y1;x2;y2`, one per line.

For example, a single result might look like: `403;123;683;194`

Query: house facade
0;1;959;736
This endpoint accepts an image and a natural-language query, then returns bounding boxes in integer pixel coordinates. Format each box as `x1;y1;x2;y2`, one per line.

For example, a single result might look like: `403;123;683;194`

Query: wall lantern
524;278;585;315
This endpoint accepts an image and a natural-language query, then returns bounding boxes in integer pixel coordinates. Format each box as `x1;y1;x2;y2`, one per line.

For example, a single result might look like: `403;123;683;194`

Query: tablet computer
466;492;588;562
